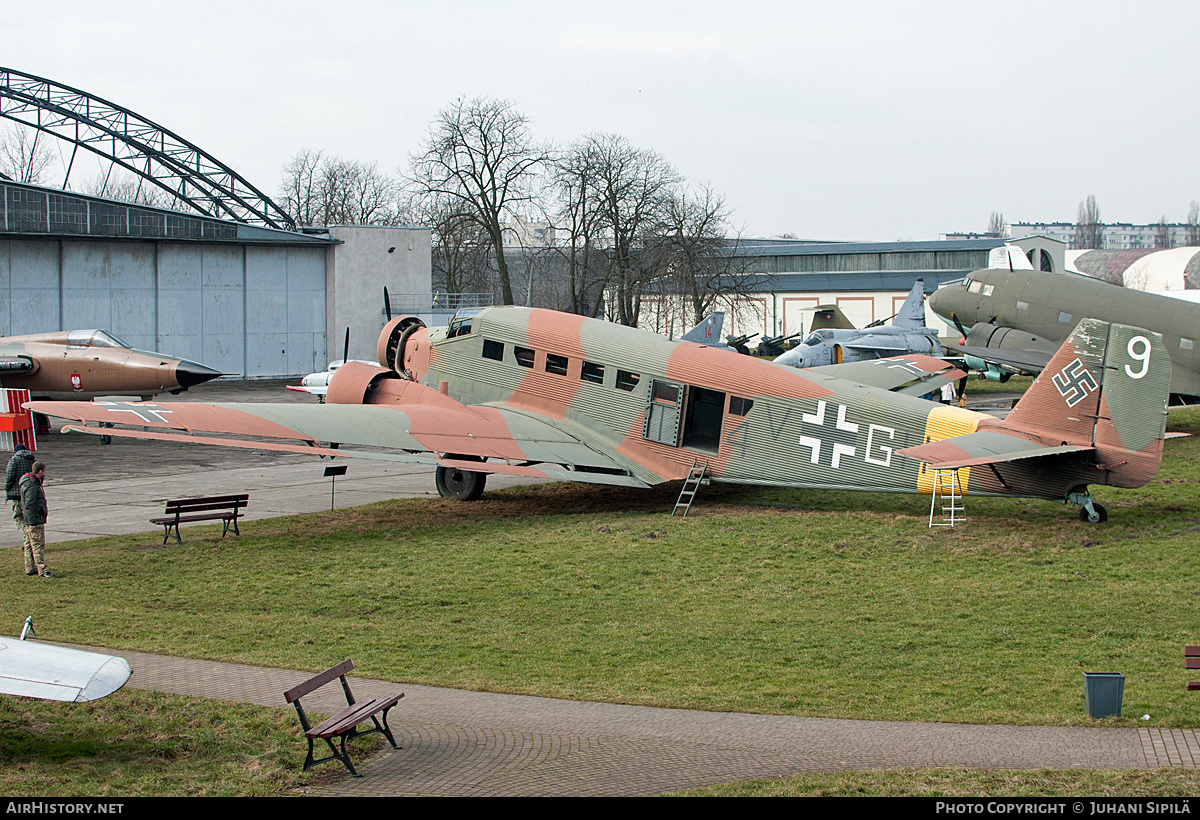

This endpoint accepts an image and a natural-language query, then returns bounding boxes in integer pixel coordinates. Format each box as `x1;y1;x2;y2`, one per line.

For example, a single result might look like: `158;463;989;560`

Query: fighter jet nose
174;360;224;389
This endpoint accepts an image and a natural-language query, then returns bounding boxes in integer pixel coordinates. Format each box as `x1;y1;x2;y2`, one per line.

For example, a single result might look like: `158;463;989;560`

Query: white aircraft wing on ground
0;636;131;702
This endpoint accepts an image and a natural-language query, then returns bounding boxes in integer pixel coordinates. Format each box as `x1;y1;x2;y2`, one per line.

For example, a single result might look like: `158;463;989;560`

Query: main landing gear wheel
435;456;486;501
1079;503;1108;524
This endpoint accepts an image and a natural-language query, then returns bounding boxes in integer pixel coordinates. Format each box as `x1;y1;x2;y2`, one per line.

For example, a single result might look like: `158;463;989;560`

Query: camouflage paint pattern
28;307;1173;507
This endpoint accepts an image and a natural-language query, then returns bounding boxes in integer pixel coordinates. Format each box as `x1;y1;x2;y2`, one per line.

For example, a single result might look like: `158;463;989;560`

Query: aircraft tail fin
1002;318;1170;488
681;312;725;345
893;279;927;329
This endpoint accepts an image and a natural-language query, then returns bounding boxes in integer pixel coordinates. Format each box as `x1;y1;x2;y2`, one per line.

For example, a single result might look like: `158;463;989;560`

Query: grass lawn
671;768;1200;797
4;409;1200;728
0;688;358;796
2;406;1199;795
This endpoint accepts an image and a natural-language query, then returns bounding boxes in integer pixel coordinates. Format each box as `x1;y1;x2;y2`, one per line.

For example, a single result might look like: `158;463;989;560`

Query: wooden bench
150;494;249;545
1186;646;1200;691
283;659;404;777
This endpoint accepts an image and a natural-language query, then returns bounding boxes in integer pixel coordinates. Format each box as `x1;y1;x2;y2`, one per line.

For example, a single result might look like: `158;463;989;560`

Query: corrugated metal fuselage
418;307;1098;501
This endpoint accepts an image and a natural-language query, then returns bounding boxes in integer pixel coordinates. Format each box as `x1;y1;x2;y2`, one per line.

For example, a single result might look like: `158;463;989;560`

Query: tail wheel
435;455;486;501
1079;503;1108;524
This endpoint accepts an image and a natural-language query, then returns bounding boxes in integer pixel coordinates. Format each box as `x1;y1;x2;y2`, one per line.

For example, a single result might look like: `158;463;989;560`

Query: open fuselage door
642;379;726;453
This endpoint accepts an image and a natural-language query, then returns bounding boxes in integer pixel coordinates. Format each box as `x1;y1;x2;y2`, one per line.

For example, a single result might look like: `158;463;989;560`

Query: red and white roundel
70;373;82;391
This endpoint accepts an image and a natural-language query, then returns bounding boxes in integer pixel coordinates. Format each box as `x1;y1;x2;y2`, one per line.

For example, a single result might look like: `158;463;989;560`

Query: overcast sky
6;0;1197;240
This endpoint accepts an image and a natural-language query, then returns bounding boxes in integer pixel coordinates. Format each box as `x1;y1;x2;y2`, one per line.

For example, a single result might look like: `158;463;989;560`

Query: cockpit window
967;280;983;294
67;330;130;348
447;308;484;338
802;330;832;346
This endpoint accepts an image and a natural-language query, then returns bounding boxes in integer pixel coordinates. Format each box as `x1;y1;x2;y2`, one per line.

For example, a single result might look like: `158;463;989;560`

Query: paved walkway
64;645;1200;797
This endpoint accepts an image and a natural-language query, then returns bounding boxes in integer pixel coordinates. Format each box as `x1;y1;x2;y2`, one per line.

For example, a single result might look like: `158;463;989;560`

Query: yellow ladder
673;460;709;517
929;468;965;527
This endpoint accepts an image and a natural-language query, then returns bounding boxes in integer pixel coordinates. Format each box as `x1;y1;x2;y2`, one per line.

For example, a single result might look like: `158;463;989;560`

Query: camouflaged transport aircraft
29;306;1171;523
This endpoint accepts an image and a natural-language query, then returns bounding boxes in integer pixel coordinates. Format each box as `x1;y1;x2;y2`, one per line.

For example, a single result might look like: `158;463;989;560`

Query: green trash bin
1083;672;1125;718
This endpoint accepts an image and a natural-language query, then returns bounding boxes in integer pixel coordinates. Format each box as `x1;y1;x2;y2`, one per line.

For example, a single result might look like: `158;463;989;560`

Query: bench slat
1186;646;1200;657
284;659;355;703
310;694;404;739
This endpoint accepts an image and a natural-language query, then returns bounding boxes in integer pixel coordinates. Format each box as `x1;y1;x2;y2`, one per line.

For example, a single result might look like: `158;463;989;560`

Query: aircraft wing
941;341;1052;376
811;355;966;395
0;639;131;702
898;429;1092;469
28;394;648;486
840;337;914;353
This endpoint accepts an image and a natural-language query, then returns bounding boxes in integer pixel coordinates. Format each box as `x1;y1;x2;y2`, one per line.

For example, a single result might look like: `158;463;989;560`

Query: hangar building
0;180;430;378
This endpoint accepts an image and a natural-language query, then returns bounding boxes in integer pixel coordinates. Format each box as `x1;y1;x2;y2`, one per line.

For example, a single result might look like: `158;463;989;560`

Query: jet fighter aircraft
929;269;1200;404
29;306;1170;522
776;280;941;368
0;329;222;400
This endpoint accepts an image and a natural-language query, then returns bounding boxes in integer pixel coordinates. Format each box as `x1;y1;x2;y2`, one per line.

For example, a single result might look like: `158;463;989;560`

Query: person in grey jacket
5;444;34;535
19;461;50;578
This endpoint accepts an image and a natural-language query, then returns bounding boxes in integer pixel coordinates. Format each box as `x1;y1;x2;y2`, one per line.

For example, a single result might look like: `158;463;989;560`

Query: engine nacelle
376;315;428;373
325;360;404;405
964;323;1058;356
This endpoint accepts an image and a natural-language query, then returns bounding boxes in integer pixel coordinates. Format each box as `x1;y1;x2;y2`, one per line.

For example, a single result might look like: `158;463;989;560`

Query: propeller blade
343;327;350;365
949;311;969;342
384;287;392;321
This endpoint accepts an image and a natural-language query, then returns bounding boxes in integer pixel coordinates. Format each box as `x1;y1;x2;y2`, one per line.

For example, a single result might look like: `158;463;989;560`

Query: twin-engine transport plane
30;307;1171;522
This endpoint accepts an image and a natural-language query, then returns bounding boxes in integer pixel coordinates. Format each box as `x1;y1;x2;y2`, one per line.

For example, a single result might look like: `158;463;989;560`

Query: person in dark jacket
5;444;34;536
19;461;50;578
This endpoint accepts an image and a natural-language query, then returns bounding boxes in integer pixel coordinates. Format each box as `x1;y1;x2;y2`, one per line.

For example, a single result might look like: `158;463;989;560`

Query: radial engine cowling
377;315;428;373
325;361;404;405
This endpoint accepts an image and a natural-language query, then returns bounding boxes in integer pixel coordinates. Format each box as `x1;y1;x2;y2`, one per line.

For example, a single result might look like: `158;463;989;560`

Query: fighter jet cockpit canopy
801;329;835;346
66;330;131;349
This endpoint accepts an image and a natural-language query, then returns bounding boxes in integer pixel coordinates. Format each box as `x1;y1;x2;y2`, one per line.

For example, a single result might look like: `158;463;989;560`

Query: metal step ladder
673;460;709;517
929;468;965;527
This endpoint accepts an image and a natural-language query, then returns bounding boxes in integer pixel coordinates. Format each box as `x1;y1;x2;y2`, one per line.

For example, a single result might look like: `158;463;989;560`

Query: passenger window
616;370;640;391
581;361;604;384
482;339;503;361
546;354;569;376
515;346;535;368
1058;312;1072;323
729;396;753;416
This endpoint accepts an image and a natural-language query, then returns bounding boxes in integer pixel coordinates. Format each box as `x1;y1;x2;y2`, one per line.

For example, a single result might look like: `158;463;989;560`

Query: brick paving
62;644;1197;797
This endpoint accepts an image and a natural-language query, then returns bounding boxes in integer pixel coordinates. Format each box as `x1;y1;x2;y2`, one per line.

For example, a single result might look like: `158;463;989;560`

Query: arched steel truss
0;67;296;231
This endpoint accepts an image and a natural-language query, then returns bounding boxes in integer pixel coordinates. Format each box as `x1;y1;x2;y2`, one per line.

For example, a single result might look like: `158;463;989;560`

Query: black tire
1079;503;1108;524
435;462;486;501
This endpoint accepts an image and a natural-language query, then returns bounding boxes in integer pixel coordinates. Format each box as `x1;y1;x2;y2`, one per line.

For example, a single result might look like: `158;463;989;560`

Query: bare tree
1075;195;1102;249
1156;215;1173;249
1188;201;1199;246
654;184;759;326
280;149;325;227
0;126;54;184
561;133;680;326
408;97;550;306
75;168;177;208
280;149;402;227
986;211;1007;237
550;143;611;317
414;193;494;299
